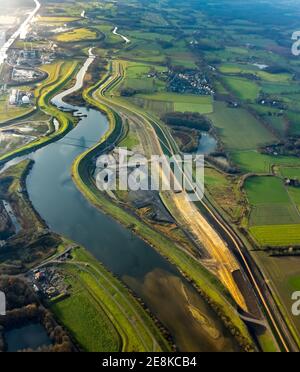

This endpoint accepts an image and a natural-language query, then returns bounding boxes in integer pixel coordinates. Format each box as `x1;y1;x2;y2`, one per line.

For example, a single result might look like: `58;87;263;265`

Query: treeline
120;88;137;97
0;201;13;240
0;277;37;310
0;232;59;275
161;111;211;131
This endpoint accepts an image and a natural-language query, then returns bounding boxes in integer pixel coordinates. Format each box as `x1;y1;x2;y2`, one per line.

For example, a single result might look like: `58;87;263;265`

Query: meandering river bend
5;53;239;351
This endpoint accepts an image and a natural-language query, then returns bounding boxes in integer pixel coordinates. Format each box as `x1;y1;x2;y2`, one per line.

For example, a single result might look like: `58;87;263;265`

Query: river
113;27;130;44
3;52;239;351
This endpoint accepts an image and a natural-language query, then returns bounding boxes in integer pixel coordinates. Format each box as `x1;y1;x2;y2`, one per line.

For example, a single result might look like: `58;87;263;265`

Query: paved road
0;0;41;65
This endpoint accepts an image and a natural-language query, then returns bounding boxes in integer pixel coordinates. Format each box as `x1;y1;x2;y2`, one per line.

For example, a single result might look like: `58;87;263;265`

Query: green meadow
231;151;300;174
244;176;300;245
222;76;260;101
135;93;213;115
208;102;274;151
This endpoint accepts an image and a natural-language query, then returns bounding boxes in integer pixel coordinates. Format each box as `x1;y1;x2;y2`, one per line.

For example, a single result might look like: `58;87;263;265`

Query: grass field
52;247;171;352
219;63;291;83
122;61;167;93
250;224;300;246
245;176;291;205
261;82;300;95
52;280;121;352
119;132;139;149
255;252;300;345
37;16;80;24
222;76;260;101
280;167;300;179
232;151;300;174
245;176;300;226
208;102;275;150
244;176;300;245
135;93;213;115
94;24;121;45
55;28;97;42
287;112;300;136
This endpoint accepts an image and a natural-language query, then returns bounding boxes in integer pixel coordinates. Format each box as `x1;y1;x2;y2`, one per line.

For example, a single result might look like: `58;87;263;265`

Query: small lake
198;132;217;155
5;324;51;352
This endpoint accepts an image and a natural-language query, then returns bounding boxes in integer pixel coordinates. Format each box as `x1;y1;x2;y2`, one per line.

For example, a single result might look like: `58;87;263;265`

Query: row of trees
161;111;211;131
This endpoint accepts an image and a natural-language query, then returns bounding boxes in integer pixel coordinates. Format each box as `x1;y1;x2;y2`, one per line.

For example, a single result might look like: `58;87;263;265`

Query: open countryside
0;0;300;356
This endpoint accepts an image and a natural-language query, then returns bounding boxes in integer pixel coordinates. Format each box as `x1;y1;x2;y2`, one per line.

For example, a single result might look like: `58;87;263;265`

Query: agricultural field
222;76;260;101
218;63;292;83
93;24;122;45
250;225;300;247
265;116;287;136
121;61;167;93
119;42;167;64
55;28;97;43
126;31;174;43
260;82;300;95
287;112;300;136
280;167;300;180
37;16;80;25
244;176;300;246
133;93;213;116
231;151;300;174
253;253;300;344
208;102;275;151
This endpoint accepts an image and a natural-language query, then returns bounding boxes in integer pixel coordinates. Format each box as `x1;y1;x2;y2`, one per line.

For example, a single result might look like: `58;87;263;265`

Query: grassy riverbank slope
0;60;80;164
72;72;255;352
51;246;172;352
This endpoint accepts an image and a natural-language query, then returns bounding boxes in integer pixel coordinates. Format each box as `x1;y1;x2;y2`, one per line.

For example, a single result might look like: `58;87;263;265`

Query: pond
5;323;51;352
198;132;217;155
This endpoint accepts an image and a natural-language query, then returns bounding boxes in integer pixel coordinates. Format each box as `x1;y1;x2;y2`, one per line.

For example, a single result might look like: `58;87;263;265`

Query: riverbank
0;160;60;274
71;68;255;352
50;245;172;352
0;60;80;165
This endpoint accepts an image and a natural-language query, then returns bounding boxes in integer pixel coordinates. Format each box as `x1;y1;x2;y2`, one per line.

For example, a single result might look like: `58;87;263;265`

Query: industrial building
9;89;33;106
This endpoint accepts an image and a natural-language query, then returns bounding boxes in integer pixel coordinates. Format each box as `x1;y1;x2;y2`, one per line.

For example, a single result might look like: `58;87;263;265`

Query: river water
19;54;239;351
